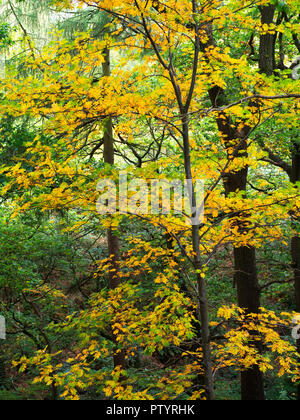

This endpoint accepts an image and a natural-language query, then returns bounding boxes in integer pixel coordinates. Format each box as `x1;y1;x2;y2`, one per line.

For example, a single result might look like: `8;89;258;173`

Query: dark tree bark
259;5;276;76
102;48;126;371
255;62;300;400
201;26;266;400
234;247;265;400
258;3;300;399
290;140;300;400
219;122;265;401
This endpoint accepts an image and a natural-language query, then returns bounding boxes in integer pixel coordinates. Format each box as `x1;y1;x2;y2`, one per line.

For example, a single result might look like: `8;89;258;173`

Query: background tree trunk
259;5;276;76
290;139;300;400
205;81;265;400
102;48;126;371
223;136;265;401
199;23;265;396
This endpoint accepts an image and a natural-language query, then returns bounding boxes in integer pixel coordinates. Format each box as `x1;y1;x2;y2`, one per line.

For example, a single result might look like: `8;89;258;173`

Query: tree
0;0;299;401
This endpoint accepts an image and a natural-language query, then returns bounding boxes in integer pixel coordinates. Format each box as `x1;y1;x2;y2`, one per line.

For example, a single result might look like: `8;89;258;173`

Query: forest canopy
0;0;299;402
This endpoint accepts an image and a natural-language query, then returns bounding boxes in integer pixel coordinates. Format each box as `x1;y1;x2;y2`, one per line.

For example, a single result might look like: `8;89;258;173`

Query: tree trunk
290;140;300;400
234;247;265;400
102;48;126;371
256;15;300;396
208;85;265;400
200;26;265;398
223;137;265;401
181;118;215;400
259;5;276;76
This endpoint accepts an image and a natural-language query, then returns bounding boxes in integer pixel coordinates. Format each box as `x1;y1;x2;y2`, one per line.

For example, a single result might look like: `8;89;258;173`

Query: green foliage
0;22;13;50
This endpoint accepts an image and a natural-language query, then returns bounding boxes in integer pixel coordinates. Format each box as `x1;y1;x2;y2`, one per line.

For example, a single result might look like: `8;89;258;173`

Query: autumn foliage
0;0;299;401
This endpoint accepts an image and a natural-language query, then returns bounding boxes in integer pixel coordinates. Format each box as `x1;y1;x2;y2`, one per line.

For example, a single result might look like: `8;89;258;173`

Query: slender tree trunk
102;48;126;371
181;117;215;400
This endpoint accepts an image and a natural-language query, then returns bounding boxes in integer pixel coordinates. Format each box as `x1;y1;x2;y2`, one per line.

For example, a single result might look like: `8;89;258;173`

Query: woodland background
0;0;299;401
